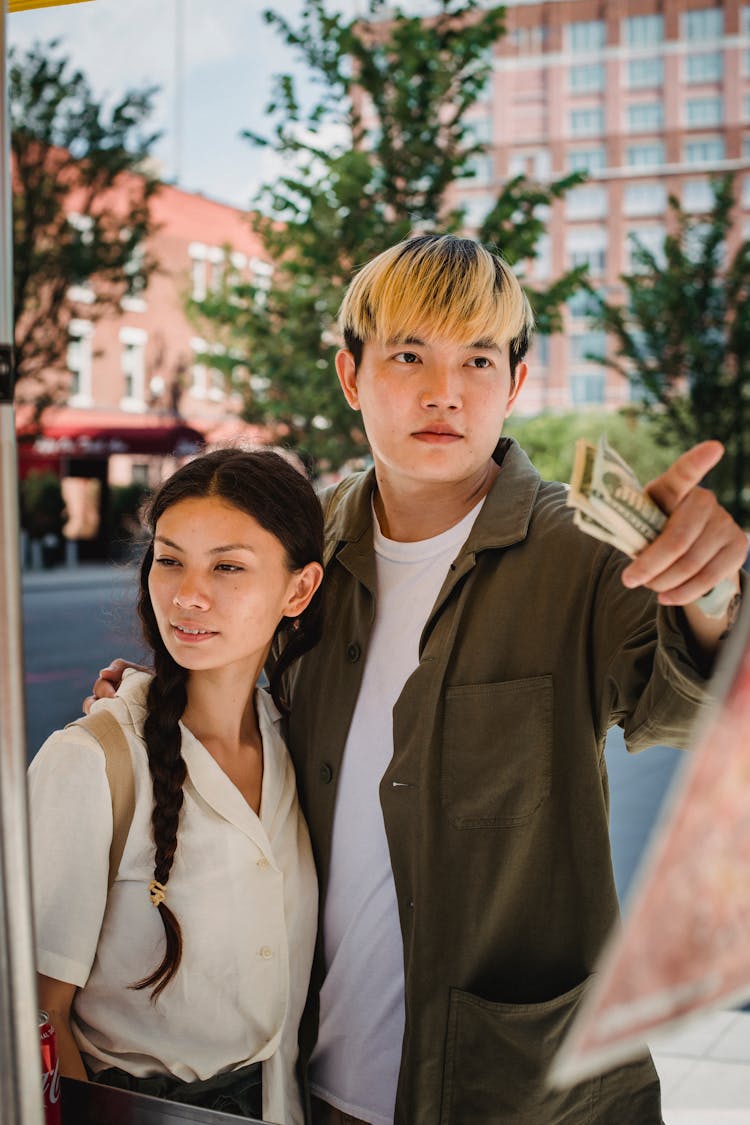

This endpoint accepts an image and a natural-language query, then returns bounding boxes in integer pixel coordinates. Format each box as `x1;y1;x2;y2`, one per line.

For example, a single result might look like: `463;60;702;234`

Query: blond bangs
340;237;534;349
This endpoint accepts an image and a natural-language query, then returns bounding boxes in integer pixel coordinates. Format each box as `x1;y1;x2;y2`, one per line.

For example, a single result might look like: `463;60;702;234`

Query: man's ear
335;349;360;411
506;361;528;417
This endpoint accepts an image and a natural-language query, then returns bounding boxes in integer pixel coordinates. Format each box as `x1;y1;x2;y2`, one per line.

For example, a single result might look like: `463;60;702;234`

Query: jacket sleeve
589;543;716;754
27;728;113;987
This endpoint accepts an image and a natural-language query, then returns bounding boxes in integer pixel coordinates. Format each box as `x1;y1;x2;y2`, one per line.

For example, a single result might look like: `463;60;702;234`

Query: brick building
450;0;750;414
17;181;269;491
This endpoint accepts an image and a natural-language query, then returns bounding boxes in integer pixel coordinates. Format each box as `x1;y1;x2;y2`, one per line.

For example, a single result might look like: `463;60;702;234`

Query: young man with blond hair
93;235;746;1125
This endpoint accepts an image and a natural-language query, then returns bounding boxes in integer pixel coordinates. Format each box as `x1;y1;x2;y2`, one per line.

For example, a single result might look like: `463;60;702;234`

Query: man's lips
413;425;462;443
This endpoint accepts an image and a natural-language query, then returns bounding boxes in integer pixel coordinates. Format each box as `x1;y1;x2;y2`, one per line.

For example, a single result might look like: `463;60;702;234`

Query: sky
6;0;369;209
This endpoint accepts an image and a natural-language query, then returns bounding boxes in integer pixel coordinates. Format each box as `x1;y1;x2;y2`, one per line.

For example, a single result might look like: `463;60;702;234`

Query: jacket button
319;762;334;784
346;642;361;663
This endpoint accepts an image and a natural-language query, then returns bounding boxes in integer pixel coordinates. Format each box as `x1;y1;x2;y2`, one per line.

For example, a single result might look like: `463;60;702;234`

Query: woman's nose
173;574;209;609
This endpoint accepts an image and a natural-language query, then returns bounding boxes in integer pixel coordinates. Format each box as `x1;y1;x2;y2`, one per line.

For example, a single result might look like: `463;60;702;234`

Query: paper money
568;436;735;619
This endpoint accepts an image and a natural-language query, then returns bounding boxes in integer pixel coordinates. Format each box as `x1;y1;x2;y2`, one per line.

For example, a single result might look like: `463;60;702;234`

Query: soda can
39;1010;62;1125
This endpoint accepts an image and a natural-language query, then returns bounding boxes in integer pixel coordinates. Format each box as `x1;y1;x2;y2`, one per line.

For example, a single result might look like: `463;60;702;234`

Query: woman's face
148;495;320;680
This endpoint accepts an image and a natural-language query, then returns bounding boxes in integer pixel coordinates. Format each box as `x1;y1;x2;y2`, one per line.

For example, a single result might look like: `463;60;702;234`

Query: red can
39;1010;61;1125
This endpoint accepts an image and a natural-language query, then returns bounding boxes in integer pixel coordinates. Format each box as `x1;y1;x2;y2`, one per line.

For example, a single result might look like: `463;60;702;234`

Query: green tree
504;408;683;487
192;0;586;471
10;40;160;409
588;175;750;522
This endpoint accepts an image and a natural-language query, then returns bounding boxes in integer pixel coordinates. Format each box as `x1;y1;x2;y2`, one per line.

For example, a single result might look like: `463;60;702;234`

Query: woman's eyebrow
153;536;256;555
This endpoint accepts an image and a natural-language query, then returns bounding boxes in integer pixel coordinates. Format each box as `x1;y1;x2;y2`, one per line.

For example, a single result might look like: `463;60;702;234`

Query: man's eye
467;356;492;369
394;351;420;364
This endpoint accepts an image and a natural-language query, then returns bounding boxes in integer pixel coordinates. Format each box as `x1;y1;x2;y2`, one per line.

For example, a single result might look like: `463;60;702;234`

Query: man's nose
420;366;462;409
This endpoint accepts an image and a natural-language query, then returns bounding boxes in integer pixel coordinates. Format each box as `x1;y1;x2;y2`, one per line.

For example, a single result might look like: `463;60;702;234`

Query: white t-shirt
309;499;485;1125
28;669;317;1125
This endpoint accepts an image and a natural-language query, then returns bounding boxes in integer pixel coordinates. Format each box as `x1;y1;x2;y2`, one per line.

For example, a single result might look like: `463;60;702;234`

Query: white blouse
28;669;317;1125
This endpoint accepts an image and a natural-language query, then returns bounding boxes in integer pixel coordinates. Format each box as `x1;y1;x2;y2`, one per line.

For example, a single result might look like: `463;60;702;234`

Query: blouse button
259;946;274;960
346;642;361;663
257;857;269;869
319;762;334;784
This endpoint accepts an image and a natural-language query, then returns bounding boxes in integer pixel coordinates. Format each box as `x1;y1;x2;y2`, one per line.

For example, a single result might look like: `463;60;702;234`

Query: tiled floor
652;1009;750;1122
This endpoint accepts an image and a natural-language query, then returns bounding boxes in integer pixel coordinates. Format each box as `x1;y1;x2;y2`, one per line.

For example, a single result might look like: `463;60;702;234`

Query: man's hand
620;441;747;653
83;658;150;714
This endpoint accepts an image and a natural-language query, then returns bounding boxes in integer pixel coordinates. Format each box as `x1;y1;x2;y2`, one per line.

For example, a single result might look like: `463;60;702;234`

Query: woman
28;448;324;1124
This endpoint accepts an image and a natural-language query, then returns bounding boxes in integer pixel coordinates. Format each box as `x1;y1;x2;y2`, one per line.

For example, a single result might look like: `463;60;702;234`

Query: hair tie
148;879;167;908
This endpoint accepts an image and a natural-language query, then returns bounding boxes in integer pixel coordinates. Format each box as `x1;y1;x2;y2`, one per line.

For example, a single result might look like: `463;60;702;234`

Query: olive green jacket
285;439;710;1125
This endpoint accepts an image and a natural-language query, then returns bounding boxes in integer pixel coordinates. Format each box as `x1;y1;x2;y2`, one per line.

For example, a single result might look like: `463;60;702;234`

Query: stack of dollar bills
567;436;733;619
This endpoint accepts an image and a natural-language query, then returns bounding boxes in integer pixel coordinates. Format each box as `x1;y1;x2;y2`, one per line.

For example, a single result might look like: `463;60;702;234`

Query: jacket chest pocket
441;676;553;829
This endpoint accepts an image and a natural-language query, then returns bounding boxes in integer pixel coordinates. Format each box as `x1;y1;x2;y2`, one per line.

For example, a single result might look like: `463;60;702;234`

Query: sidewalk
654;1008;750;1123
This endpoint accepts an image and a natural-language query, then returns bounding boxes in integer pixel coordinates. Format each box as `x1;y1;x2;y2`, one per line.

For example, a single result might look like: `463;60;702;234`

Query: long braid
134;548;188;999
132;447;324;996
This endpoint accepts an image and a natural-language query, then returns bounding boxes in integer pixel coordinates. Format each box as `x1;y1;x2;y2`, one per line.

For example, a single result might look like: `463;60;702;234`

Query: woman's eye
154;557;179;567
216;563;243;573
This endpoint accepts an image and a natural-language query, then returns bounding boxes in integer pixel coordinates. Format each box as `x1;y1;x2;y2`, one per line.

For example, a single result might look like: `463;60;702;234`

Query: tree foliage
589;175;750;521
504;407;682;487
192;0;586;470
10;40;160;408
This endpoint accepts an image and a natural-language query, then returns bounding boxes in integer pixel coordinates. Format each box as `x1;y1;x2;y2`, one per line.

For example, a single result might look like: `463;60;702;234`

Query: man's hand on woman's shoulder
83;658;151;714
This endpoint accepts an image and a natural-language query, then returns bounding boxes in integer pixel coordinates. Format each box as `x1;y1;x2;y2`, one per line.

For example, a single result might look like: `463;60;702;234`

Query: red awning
16;406;205;461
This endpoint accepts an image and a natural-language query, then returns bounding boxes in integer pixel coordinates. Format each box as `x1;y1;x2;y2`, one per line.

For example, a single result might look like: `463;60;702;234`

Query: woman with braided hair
28;447;324;1124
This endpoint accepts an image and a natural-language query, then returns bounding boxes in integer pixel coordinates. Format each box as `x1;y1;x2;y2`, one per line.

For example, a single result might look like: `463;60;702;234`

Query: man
92;235;746;1125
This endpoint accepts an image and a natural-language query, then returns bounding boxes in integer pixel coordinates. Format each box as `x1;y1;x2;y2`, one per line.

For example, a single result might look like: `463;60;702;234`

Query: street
21;562;685;903
22;565;146;763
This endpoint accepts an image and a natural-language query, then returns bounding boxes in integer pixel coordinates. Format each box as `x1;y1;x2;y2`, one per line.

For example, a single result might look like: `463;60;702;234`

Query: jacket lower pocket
440;980;601;1124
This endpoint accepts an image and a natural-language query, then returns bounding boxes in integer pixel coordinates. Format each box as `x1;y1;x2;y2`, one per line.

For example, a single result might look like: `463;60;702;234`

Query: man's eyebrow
385;334;425;346
468;338;502;351
154;535;256;555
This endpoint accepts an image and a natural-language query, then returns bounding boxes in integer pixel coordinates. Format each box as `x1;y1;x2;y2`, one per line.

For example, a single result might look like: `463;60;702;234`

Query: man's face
335;330;527;489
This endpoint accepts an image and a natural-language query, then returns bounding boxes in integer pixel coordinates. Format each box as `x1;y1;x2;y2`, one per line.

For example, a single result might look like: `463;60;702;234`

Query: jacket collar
326;437;541;559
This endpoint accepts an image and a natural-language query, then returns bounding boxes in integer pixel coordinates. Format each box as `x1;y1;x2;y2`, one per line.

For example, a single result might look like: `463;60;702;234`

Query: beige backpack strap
68;710;135;893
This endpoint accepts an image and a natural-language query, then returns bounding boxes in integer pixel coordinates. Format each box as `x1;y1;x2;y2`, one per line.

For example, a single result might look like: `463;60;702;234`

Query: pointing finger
646;441;724;515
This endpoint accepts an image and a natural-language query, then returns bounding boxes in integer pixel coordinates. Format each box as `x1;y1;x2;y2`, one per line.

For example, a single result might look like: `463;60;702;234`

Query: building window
510;26;547;54
570;108;605;137
623;14;664;47
568;288;603;318
743;6;750;35
685;52;722;84
567;147;606;173
460;193;495;230
626;142;665;167
742;176;750;208
67;320;93;404
626;58;663;89
569;63;605;93
120;327;147;409
682;8;724;42
189;242;207;301
626;102;664;132
685;97;723;127
570;372;606;405
567;20;605;52
682;179;715;213
684;136;725;163
533;234;551;280
566;185;608;220
623;182;666;217
570;331;607;364
626;227;666;271
567;230;608;275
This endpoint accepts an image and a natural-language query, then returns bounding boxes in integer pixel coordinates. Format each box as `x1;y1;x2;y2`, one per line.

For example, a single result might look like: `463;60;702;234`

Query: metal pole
0;5;45;1123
